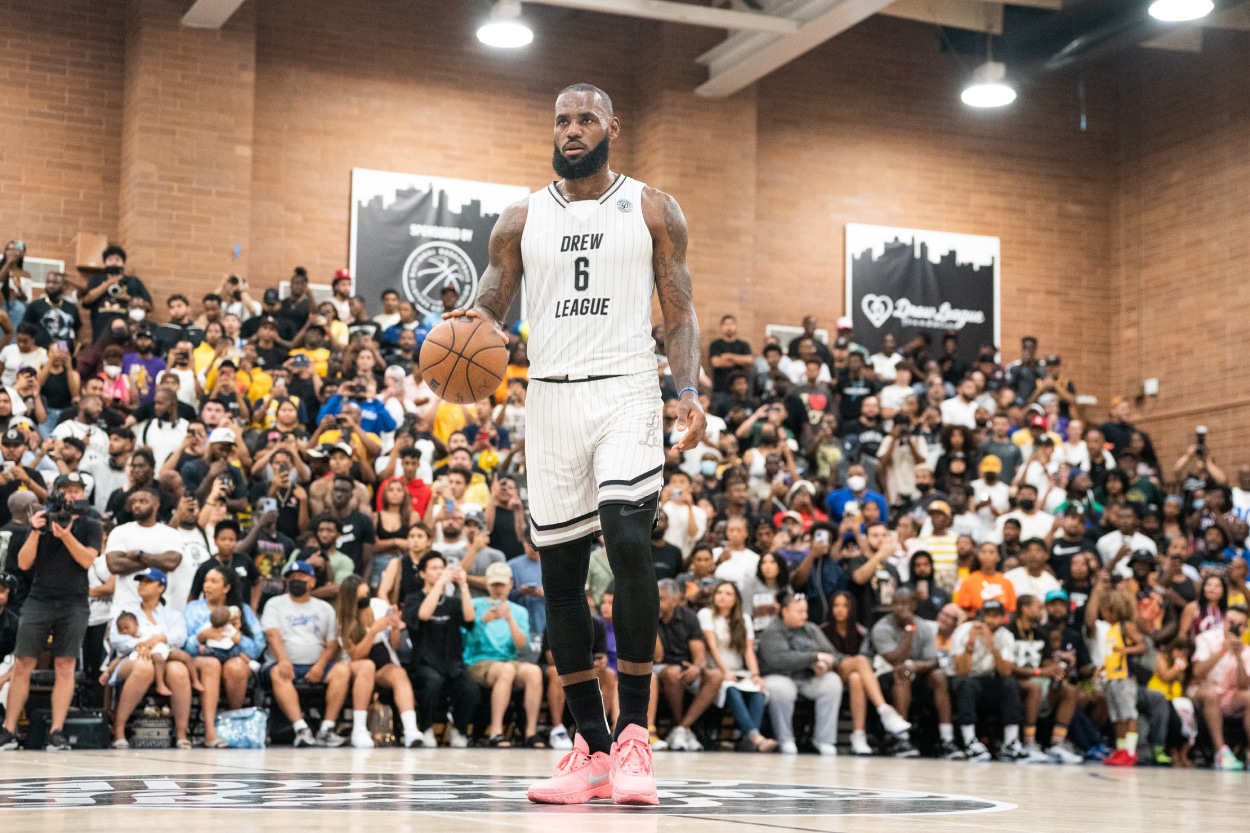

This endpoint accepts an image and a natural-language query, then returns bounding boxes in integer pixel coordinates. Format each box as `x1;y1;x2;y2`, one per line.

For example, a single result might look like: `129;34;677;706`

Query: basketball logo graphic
401;241;479;318
616;198;633;213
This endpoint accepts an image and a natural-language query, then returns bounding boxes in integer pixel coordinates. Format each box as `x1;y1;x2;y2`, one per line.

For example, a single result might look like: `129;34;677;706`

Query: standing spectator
21;271;79;351
708;314;754;394
464;562;544;748
1005;336;1044;399
82;245;151;341
1100;396;1157;464
405;550;478;748
661;472;706;559
869;333;902;382
950;599;1025;761
0;483;102;751
104;487;182;616
655;578;723;752
1005;538;1063;600
37;343;79;437
122;329;165;408
877;415;927;505
0;324;46;388
261;561;362;748
1192;603;1250;770
0;240;33;326
939;377;979;430
824;462;889;524
1098;588;1145;766
758;593;844;755
697;581;776;753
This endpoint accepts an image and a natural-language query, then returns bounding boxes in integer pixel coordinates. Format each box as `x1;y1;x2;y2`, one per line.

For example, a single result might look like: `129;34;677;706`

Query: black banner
845;224;999;363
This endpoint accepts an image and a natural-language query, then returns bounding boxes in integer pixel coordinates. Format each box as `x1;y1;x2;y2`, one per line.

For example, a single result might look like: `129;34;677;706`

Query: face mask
1192;499;1205;510
760;433;777;445
983;473;998;484
357;597;371;610
110;329;129;343
846;475;867;492
105;265;124;275
916;482;932;493
104;364;122;378
128;309;146;322
700;460;718;477
1019;498;1036;512
288;579;309;597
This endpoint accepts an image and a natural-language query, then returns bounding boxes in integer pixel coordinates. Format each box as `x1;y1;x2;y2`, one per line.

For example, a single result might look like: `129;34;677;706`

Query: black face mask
760;433;777;445
356;597;371;610
105;265;124;276
1018;498;1036;512
983;473;998;484
111;329;129;344
916;482;933;494
288;580;309;597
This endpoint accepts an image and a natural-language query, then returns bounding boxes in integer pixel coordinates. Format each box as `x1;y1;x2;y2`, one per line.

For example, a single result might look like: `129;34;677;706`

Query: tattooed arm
445;199;528;339
645;186;706;452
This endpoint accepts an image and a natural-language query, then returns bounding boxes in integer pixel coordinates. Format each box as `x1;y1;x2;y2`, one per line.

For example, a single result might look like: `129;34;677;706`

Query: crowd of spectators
0;241;1248;770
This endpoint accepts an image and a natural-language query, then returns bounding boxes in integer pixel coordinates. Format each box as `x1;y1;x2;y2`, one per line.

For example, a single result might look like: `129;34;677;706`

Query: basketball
419;316;508;404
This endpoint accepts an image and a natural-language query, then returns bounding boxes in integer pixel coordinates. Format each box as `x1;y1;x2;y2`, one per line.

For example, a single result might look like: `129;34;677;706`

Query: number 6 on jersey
574;256;589;291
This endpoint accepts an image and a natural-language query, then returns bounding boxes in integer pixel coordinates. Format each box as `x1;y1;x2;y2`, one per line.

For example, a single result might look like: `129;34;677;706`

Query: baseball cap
1029;414;1047;429
0;428;24;446
833;336;851;349
463;505;486;527
440;282;458;295
1129;549;1156;565
836;316;854;331
781;510;803;524
981;599;1006;614
979;455;1003;474
134;327;153;339
258;315;279;329
1035;434;1054;447
54;472;87;489
284;560;316;577
1044;589;1069;604
263;288;280;304
485;562;513;585
307;443;334;459
332;442;353;457
0;571;18;593
134;567;168;587
207;427;236;445
333;268;351;281
927;500;952;517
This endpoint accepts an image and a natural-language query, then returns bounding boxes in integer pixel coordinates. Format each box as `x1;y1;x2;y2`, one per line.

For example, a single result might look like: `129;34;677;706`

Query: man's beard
552;137;610;181
134;508;156;523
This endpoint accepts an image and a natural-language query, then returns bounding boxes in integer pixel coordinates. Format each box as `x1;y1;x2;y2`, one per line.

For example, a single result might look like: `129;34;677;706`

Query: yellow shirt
432;401;470;444
1148;673;1182;700
319;428;380;463
1104;623;1129;681
290;347;331;378
193;342;219;376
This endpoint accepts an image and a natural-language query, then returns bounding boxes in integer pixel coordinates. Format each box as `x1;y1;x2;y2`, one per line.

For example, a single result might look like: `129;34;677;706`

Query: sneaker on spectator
1020;742;1050;764
850;735;874;756
45;730;71;752
1214;745;1245;771
779;741;798;755
1152;746;1172;766
549;725;574;751
1046;741;1083;765
666;726;692;752
879;706;911;736
891;738;920;758
422;728;439;748
998;738;1028;762
816;742;838;756
938;740;966;761
403;732;423;749
449;727;469;748
351;730;375;749
528;734;613;805
316;727;346;748
1103;748;1138;767
611;724;659;805
0;726;19;751
1084;743;1111;762
964;740;991;762
682;729;704;752
294;727;318;748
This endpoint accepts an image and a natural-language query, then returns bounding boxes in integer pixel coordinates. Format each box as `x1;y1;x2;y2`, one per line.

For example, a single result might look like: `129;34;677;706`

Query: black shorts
15;597;89;659
369;642;393;670
877;670;934;705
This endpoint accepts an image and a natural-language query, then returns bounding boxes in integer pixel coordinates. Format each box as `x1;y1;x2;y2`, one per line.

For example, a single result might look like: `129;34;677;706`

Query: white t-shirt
1004;567;1061;601
165;526;214;611
971;477;1011;529
879;383;914;413
993;510;1054;545
713;547;761;592
1233;487;1250;522
779;356;830;385
0;344;46;387
870;352;902;382
493;404;527;443
137;418;189;472
939;396;977;429
373;312;400;330
950;621;1015;677
261;594;337;665
106;522;182;618
87;554;114;627
696;607;755;672
157;367;198;407
1096;530;1157;576
662;502;707;559
52;419;109;458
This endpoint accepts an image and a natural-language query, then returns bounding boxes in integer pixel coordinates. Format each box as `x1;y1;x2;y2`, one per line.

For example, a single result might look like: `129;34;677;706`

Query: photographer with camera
876;413;929;506
82;246;151;342
0;428;47;526
202;276;259;329
183;426;250;515
0;475;102;751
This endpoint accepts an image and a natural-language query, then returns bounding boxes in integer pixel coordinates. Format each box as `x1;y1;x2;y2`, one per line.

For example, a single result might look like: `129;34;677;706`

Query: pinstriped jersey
520;175;656;379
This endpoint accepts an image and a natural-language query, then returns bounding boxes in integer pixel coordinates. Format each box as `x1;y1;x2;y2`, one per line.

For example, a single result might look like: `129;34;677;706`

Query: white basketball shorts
526;371;664;547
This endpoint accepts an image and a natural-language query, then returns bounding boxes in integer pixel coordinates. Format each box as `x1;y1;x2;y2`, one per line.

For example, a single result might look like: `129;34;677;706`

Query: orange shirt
955;571;1017;613
493;364;529;405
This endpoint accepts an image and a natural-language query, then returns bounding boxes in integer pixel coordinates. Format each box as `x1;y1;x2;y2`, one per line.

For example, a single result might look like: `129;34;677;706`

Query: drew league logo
402;241;479;318
0;772;1013;816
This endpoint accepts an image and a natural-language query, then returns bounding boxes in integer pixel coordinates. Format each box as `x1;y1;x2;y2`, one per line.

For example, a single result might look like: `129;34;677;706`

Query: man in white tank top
445;84;705;807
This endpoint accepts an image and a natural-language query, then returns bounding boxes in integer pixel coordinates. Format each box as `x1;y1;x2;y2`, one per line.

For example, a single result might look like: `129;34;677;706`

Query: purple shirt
122;353;166;406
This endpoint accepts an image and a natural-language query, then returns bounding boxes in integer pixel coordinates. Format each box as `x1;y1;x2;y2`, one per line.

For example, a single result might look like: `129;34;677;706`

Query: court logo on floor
0;773;1013;816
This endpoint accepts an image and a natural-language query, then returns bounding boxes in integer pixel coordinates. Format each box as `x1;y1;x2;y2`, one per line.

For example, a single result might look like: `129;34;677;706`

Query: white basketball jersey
521;175;656;379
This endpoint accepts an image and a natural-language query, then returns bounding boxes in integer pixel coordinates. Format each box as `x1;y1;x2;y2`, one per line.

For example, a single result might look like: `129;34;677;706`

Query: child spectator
1099;587;1145;766
201;606;243;663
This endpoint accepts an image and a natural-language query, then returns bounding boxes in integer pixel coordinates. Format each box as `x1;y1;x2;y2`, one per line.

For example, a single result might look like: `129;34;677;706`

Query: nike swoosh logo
620;504;652;517
588;773;610;785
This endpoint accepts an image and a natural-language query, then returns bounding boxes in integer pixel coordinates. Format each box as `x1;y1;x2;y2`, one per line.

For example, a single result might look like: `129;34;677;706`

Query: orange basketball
419;316;508;404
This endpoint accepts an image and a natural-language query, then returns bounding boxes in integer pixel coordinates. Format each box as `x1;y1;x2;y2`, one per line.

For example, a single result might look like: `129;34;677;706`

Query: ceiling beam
181;0;248;29
696;0;897;97
882;0;1004;33
527;0;800;33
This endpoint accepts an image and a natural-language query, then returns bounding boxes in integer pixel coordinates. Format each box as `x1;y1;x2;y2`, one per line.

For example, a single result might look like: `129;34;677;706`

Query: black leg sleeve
598;498;660;665
539;536;596;676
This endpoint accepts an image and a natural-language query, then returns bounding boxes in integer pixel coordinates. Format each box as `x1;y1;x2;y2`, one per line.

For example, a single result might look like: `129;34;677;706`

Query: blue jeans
39;406;68;439
724;685;767;734
2;299;26;327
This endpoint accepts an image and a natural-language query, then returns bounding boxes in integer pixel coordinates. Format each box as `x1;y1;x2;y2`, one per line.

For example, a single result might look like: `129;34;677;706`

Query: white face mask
128;308;146;322
104;364;122;378
846;475;867;492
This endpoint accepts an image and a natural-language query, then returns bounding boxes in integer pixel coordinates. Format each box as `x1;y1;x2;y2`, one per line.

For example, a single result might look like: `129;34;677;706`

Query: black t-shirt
241;314;299;343
835;371;882;422
1048;624;1093;677
650;542;684;581
708;338;752;393
189;554;261;604
249;481;303;541
1006;621;1047;670
21;298;81;349
334;511;376;575
254;343;290;370
657;605;703;665
42;367;74;409
0;605;17;658
131;400;198;425
85;272;151;341
845;555;900;627
26;515;102;603
838;415;886;460
0;466;45;526
180;459;245;502
1050;538;1087;586
404;586;473;672
106;484;177;525
489;506;524;559
154;321;204;356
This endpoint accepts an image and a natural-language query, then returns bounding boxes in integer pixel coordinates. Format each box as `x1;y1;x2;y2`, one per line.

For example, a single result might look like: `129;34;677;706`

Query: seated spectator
950;599;1025;761
293;514;356;601
1005;538;1062;600
758;593;843;755
335;576;418;748
697;581;775;753
1147;636;1197;768
993;483;1053;544
649;510;684;581
261;561;367;748
1192;602;1250;770
464;562;543;748
183;564;264;748
1179;574;1228;639
655;578;723;751
843;521;901;627
107;568;194;749
404;550;478;748
1002;594;1076;763
903;550;952;619
712;516;760;591
957;542;1018;614
739;550;788;631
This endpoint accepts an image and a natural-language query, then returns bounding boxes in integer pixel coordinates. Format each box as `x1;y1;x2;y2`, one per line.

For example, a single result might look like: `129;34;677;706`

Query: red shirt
376;475;432;517
772;508;828;532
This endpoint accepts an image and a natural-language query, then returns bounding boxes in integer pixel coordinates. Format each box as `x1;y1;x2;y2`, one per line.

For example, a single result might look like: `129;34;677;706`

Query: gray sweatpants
765;672;844;745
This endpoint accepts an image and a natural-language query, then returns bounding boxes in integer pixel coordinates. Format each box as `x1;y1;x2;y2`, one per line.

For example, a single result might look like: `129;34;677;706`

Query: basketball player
445;84;706;805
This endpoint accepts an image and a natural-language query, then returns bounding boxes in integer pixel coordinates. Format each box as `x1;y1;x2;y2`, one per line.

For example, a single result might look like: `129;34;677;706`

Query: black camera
227;275;239;285
43;491;74;527
107;282;125;298
894;414;911;429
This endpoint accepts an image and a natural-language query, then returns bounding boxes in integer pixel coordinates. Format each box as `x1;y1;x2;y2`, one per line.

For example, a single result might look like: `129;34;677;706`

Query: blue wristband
678;386;698;400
